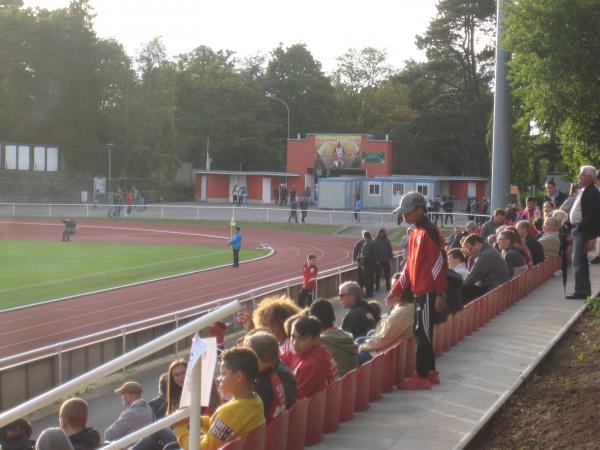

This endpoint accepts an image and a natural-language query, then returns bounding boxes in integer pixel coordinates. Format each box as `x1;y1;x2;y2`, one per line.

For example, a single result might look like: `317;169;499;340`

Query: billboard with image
315;134;362;170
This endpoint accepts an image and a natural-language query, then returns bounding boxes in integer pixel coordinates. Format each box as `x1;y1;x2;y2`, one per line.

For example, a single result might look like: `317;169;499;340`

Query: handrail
0;260;360;370
0;301;241;431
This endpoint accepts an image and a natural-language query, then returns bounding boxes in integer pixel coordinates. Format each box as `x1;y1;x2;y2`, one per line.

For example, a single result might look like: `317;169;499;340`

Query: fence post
12;203;15;216
286;281;290;298
57;345;63;385
49;204;52;217
266;208;270;223
161;206;164;219
196;207;200;220
121;329;127;375
188;357;203;450
174;314;180;356
86;205;89;218
329;211;333;225
338;268;342;286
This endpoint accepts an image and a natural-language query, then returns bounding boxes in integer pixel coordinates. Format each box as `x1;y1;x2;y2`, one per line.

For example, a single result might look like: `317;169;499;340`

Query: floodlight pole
490;0;511;211
266;93;290;140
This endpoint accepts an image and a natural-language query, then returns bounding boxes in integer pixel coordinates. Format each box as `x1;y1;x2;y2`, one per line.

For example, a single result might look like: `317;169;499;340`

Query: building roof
373;175;489;182
192;170;299;177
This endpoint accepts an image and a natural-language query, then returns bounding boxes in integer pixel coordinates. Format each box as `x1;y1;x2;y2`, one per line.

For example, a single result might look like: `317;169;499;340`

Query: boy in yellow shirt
173;347;265;450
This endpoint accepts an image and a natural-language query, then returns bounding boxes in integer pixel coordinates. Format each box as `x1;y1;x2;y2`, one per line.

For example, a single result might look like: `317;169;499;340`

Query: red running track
0;218;355;361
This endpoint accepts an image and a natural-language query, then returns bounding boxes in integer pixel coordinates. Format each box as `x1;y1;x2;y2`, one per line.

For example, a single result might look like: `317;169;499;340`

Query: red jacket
280;345;335;399
391;225;446;297
302;263;318;290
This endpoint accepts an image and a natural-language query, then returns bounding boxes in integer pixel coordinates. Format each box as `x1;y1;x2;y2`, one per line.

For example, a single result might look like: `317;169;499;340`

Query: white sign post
179;335;218;409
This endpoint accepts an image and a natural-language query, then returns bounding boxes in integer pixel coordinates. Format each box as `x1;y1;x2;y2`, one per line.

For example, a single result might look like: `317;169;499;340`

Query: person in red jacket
298;255;318;308
280;316;335;399
385;192;447;390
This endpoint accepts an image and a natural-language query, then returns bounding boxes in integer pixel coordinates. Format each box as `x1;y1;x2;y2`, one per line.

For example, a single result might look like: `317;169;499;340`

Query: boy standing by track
298;255;318;308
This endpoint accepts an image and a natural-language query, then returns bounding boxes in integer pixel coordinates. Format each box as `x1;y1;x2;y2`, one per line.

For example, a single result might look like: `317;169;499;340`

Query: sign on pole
179;335;218;408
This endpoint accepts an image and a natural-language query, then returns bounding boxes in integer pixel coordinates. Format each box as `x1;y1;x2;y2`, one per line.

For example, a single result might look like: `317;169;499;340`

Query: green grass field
0;240;268;310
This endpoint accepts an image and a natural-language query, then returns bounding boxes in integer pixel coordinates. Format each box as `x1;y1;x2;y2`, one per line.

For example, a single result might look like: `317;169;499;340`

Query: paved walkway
312;265;600;450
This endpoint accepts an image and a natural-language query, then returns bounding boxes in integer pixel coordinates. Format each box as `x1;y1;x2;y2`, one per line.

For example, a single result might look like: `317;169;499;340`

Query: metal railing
0;301;241;450
0;202;491;227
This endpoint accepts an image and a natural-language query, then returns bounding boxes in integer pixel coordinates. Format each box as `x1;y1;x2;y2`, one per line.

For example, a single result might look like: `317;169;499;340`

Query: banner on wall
361;152;385;164
315;134;362;170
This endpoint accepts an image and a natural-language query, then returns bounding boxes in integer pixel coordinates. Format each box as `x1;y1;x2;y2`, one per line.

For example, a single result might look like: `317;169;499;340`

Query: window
368;182;381;196
392;183;404;196
34;147;46;171
46;147;58;171
5;145;17;170
417;184;429;198
18;146;30;170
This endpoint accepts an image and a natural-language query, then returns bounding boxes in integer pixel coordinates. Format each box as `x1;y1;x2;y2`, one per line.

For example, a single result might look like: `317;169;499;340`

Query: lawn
0;240;268;310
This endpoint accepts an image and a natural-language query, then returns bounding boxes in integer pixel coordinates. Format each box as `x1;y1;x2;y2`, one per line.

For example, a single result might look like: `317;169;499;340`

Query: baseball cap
393;191;427;215
115;381;143;395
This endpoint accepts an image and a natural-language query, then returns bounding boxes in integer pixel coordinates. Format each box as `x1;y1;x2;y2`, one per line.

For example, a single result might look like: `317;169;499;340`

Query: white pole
0;301;241;427
188;357;203;450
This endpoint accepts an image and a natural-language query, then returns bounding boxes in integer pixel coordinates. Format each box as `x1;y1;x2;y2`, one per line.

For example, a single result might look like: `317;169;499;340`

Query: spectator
61;219;77;242
309;299;358;376
232;185;238;206
537;217;561;258
35;429;73;450
304;186;311;204
442;197;454;226
237;296;302;352
227;227;242;268
367;300;382;326
242;332;286;422
0;419;34;450
58;398;100;450
240;186;248;206
174;348;265;450
352;233;367;289
461;234;509;303
166;360;188;415
207;321;228;352
532;217;544;234
353;196;362;224
480;209;506;240
519;197;542;221
432;197;442;226
280;316;335;399
299;200;308;223
385;192;446;389
542;201;555;219
447;248;468;279
357;294;414;365
567;165;600;299
374;228;394;292
360;231;377;298
516;221;545;265
505;225;533;267
338;281;376;339
148;373;168;419
498;230;529;278
104;381;153;442
288;200;299;223
298;254;318;308
544;179;567;208
280;184;288;207
289;185;297;203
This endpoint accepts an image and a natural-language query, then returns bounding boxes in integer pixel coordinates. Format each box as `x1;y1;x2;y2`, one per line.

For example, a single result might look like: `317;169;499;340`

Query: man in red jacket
385;192;447;390
298;254;318;307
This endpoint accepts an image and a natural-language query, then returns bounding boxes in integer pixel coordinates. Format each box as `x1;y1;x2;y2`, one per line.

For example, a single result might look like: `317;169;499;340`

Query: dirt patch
477;304;600;450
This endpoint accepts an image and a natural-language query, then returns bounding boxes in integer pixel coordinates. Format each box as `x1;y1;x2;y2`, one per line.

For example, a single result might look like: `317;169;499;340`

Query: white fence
0;301;241;450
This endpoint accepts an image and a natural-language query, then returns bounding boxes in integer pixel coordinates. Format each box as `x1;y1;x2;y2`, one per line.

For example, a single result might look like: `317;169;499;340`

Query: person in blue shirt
228;227;242;267
354;196;362;224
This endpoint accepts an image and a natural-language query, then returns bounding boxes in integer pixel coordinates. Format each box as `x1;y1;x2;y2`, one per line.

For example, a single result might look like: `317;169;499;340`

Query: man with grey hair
538;217;560;258
566;165;600;299
338;280;376;338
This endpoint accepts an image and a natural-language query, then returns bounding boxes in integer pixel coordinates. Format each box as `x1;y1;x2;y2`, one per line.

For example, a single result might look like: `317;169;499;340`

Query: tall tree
503;0;600;175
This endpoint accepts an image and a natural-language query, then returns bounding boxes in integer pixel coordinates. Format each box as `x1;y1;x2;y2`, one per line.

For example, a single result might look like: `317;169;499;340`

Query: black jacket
360;239;377;267
374;237;393;263
525;235;545;265
341;299;375;338
352;239;365;263
148;393;166;419
275;360;297;408
69;428;101;450
544;191;567;208
577;184;600;240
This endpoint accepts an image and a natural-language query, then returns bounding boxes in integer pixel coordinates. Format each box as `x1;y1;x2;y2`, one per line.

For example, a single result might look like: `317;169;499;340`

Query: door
392;183;404;206
262;177;271;204
200;176;207;202
467;182;476;198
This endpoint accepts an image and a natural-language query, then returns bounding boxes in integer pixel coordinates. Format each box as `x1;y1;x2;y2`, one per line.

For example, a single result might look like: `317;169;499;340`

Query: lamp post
106;143;114;192
265;93;290;139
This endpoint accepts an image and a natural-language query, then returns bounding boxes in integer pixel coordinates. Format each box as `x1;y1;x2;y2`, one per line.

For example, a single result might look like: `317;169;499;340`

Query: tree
503;0;600;175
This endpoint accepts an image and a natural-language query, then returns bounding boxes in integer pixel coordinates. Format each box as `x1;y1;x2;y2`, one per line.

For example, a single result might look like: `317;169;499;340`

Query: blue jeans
131;428;176;450
572;228;591;296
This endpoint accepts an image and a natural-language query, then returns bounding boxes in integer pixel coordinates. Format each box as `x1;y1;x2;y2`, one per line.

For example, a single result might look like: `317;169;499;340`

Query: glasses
338;292;352;298
498;237;509;241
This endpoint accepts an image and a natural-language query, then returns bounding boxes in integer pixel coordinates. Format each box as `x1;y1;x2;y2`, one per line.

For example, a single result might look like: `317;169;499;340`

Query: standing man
567;166;600;299
288;199;299;223
354;196;362;224
228;226;242;268
360;231;377;298
352;231;367;289
385;192;446;390
442;197;454;227
104;382;153;442
544;179;567;208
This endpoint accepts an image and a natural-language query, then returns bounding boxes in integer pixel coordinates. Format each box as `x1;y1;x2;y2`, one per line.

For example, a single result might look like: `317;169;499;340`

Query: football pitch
0;240;269;310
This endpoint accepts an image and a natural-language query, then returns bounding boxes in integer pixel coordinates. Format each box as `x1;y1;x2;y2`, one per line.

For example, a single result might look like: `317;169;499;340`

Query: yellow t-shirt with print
173;395;265;450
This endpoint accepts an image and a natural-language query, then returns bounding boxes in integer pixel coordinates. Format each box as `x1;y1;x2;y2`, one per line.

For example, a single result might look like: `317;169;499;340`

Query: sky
23;0;439;73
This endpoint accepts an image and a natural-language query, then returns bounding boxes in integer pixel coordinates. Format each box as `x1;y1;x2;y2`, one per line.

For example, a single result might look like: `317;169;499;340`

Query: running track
0;218;355;361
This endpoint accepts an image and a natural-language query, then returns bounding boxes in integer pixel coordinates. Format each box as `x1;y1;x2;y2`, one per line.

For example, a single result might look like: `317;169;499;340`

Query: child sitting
173;347;265;450
243;331;289;421
280;316;335;399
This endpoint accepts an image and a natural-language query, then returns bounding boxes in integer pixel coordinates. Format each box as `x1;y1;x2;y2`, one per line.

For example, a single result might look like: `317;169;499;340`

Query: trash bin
81;191;88;203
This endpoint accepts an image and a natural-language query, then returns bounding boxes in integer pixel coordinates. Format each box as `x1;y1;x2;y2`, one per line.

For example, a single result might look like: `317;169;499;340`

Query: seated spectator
174;348;265;450
242;331;289;421
532;217;544;234
104;382;153;442
58;398;100;450
356;294;414;365
498;230;529;278
309;299;358;376
537;217;561;258
237;296;301;352
280;316;335;399
338;281;376;338
148;373;168;420
448;222;476;249
461;234;509;303
505;226;533;267
367;300;382;326
0;419;34;450
480;209;506;240
516;221;545;265
61;219;77;242
519;197;542;221
542;201;555;219
447;248;468;279
35;428;73;450
166;360;188;415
